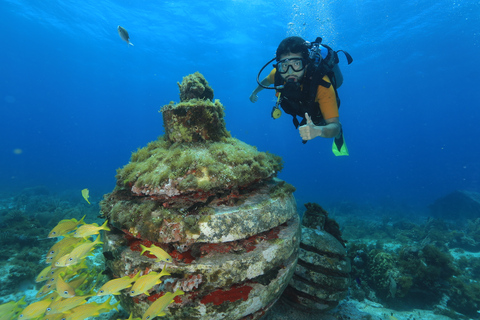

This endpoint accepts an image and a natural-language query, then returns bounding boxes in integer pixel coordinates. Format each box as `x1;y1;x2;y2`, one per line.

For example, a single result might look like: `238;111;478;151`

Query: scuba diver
249;36;352;156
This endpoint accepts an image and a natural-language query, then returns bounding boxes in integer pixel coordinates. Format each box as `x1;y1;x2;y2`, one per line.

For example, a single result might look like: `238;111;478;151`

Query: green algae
116;136;283;193
177;71;214;102
269;180;296;199
161;99;230;143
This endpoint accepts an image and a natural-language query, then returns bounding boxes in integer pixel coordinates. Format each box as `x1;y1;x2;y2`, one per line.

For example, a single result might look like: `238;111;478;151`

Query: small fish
0;296;26;316
117;313;142;320
0;310;19;320
42;292;60;303
117;25;134;46
45;296;87;315
37;282;56;298
43;313;70;320
129;268;170;297
97;272;140;296
56;274;76;298
55;236;102;267
46;236;84;264
48;216;86;238
36;265;53;283
17;299;52;319
64;296;119;320
73;220;110;239
140;244;173;263
81;188;91;204
142;289;184;320
67;272;91;291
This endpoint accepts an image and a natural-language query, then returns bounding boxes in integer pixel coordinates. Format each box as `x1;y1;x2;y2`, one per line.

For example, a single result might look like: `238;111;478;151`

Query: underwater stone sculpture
100;72;300;319
282;203;350;312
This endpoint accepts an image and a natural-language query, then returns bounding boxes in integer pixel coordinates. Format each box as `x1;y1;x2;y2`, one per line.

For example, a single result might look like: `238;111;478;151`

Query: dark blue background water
2;0;479;210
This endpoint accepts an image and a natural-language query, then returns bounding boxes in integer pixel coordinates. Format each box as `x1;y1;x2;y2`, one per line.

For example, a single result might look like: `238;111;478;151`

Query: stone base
102;184;300;319
104;215;300;319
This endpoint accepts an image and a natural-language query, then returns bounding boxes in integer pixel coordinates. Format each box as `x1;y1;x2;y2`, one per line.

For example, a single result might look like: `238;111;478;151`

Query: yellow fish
44;265;73;286
48;216;85;238
118;313;142;320
55;236;102;267
42;292;60;303
56;274;75;298
0;296;26;318
37;281;56;298
117;25;134;46
36;265;53;283
43;313;70;320
64;296;119;320
97;272;140;296
142;289;184;320
81;188;90;204
67;272;90;292
0;310;19;320
140;244;173;263
17;299;52;319
129;268;170;297
73;220;110;239
46;237;85;264
45;296;87;315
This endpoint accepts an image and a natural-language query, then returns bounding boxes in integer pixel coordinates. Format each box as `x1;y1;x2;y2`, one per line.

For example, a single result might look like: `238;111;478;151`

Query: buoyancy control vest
274;37;353;129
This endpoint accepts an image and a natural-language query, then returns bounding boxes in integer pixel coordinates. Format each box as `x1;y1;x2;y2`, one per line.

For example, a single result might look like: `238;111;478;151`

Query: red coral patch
200;284;253;306
170;249;195;263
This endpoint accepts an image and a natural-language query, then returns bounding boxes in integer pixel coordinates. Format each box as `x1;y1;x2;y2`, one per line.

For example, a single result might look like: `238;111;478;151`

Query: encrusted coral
177;71;214;102
115;136;282;203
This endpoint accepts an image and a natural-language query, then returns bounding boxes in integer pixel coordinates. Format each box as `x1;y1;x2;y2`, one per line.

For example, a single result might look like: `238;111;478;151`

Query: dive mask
276;58;306;74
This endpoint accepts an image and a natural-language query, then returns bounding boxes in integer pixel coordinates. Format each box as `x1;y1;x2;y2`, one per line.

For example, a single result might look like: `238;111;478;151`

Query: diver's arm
299;114;341;140
321;118;342;138
249;77;272;103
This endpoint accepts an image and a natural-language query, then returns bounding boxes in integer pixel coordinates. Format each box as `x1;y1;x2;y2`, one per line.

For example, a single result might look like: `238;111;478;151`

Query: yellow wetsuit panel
315;75;339;120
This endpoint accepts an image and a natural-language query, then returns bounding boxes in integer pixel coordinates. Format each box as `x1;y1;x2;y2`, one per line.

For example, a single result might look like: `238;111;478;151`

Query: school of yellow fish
0;215;183;320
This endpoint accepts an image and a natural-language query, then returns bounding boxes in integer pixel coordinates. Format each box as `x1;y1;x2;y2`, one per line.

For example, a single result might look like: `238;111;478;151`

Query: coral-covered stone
161;100;229;143
114;137;283;204
103;210;299;319
281;203;350;312
177;72;214;102
100;73;299;319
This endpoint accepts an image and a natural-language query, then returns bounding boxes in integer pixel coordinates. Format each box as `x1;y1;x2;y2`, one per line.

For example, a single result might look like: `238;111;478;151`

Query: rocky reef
100;72;300;319
342;205;480;319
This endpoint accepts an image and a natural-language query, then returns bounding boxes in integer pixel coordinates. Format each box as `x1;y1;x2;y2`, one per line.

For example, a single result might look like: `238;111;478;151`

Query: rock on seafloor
430;190;480;220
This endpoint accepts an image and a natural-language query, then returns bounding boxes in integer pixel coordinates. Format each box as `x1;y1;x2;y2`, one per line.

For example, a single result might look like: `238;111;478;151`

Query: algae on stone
177;71;214;102
116;137;283;196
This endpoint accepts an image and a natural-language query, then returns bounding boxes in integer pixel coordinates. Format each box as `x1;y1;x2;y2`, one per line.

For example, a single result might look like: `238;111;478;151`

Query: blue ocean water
1;0;479;211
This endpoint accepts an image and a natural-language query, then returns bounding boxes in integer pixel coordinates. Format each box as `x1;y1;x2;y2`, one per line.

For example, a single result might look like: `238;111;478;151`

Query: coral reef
0;188;87;297
343;205;480;319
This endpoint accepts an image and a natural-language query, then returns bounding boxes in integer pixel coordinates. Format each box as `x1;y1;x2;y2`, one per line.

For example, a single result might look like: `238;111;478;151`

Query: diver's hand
299;113;322;140
249;92;259;103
